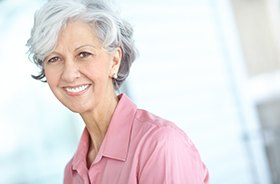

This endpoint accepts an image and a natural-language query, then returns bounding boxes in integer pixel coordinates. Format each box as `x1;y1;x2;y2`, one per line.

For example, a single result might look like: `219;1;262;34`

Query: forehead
55;21;102;50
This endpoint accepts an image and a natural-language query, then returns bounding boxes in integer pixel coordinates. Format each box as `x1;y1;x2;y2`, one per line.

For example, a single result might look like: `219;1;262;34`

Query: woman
27;0;209;183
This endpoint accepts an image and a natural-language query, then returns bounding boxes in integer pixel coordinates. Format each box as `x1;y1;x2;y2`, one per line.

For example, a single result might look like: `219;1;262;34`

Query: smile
64;84;90;94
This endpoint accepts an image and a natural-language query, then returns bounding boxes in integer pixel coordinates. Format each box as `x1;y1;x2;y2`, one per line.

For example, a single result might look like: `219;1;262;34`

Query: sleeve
138;126;209;184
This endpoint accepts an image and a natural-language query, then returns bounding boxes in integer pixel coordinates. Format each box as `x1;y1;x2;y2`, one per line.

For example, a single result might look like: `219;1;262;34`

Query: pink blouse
64;94;209;184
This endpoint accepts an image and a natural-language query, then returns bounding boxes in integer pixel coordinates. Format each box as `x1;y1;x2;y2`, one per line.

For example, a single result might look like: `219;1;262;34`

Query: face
43;21;121;113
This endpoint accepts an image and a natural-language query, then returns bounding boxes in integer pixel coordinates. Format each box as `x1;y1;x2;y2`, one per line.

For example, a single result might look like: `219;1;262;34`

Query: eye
47;56;60;64
78;51;92;59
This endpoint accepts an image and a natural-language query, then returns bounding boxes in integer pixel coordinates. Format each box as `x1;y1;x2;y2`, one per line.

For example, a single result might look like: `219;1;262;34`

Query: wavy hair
26;0;137;89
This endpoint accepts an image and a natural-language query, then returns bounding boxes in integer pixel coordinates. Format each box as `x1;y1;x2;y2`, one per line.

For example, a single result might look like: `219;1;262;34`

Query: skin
43;21;122;168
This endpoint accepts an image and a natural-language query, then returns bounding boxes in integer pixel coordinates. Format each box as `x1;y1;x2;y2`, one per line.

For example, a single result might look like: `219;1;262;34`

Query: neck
80;92;119;166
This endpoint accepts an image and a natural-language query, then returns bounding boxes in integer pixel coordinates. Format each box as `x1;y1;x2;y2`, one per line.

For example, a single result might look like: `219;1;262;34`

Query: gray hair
26;0;137;89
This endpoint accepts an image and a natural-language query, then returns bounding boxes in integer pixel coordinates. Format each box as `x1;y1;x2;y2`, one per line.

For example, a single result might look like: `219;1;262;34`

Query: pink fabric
64;94;209;184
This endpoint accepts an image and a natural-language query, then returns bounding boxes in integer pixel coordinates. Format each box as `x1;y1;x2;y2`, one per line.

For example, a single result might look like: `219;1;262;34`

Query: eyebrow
75;44;99;51
46;44;100;59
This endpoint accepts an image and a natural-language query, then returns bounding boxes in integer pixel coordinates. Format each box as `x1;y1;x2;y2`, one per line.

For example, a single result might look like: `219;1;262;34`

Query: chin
68;108;80;113
67;106;87;113
61;103;88;114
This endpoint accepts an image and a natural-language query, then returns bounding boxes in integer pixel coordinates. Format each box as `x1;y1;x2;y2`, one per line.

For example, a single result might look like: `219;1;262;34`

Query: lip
63;84;91;96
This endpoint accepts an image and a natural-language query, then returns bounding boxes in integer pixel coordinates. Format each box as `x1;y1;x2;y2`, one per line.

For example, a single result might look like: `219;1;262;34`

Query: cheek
83;62;109;80
45;69;59;88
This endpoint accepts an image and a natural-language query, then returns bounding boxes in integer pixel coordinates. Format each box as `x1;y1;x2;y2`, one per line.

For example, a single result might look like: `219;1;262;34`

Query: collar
72;93;137;170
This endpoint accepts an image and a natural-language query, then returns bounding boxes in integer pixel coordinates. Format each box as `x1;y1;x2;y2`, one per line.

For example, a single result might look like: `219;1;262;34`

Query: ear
110;47;122;78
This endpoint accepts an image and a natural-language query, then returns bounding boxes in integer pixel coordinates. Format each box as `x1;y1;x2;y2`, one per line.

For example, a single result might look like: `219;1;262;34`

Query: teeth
65;85;89;93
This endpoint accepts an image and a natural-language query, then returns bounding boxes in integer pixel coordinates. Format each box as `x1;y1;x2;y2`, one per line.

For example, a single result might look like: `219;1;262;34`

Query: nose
61;60;80;83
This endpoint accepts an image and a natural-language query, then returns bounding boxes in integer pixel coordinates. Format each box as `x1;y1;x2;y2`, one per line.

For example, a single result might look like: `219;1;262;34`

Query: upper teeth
66;85;89;93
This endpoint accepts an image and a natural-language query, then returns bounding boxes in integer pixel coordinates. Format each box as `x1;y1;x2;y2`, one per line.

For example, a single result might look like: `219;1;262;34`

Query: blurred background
0;0;280;183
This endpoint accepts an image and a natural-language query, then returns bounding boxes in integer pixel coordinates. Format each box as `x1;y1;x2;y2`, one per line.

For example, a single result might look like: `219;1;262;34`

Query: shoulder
133;109;197;152
132;109;209;183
